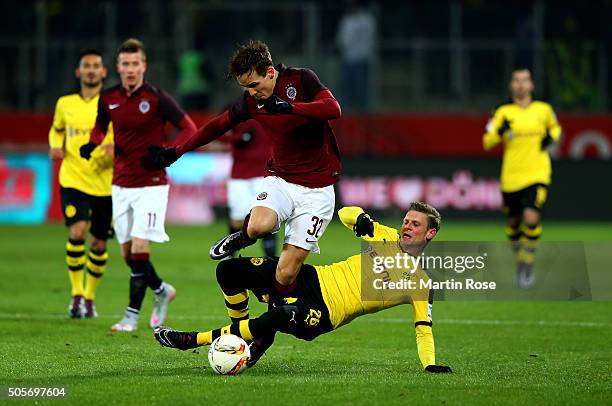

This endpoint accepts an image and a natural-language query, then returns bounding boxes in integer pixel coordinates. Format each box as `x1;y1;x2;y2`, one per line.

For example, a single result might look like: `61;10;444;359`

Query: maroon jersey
228;64;342;188
90;82;195;187
220;119;271;179
177;64;342;188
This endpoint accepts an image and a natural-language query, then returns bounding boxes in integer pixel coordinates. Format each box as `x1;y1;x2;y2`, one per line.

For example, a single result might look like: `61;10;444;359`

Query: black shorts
60;187;113;240
222;257;333;341
285;264;334;341
502;183;548;217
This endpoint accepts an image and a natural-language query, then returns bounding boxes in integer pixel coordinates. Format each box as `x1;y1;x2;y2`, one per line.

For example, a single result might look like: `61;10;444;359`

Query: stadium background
1;0;611;223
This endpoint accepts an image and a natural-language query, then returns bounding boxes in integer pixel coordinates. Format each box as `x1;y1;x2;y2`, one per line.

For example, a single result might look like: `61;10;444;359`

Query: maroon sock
274;279;297;296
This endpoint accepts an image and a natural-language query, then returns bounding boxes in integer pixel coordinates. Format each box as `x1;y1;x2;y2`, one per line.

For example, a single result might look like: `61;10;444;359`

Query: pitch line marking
0;313;609;328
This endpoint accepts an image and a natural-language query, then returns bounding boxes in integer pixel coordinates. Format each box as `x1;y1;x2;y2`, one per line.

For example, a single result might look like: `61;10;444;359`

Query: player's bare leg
273;244;309;297
66;221;88;318
210;206;277;259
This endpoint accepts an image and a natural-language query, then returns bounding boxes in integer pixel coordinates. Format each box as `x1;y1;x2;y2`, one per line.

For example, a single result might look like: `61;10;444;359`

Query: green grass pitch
0;220;611;405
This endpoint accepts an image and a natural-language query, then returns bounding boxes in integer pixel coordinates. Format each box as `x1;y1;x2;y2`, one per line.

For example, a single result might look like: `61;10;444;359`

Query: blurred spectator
177;49;213;110
336;0;376;113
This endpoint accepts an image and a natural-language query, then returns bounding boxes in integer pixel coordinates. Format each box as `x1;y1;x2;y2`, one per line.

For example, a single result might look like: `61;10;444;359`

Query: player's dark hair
78;48;103;65
227;40;273;80
408;201;442;231
116;38;146;61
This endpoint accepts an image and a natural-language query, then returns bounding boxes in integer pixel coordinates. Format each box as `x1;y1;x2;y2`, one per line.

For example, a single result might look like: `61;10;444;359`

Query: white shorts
253;176;335;254
112;184;170;244
227;177;265;221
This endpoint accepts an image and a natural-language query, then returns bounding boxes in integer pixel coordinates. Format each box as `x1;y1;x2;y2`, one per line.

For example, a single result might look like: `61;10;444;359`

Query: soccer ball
208;334;251;375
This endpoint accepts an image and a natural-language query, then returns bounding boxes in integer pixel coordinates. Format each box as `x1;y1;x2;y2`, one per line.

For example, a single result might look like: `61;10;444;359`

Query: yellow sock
224;290;249;322
84;249;108;300
66;239;85;297
197;331;213;346
196;320;253;346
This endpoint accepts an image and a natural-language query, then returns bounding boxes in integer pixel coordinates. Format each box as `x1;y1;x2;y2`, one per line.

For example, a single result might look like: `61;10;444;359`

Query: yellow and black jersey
48;93;114;196
483;100;561;193
315;206;435;367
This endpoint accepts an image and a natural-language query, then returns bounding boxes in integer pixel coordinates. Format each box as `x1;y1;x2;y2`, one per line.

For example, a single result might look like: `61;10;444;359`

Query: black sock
132;253;163;291
128;266;147;311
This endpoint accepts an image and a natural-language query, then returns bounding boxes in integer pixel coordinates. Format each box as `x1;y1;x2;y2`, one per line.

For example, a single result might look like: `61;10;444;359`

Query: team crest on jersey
139;100;150;114
257;192;268;201
285;84;297;101
250;257;264;266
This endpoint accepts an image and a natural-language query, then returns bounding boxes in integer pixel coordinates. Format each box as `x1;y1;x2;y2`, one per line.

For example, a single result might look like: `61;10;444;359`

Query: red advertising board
0;112;610;159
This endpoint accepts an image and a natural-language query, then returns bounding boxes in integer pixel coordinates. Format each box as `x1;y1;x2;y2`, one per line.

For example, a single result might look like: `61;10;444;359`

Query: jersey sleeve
90;94;111;145
337;206;399;241
101;122;114;145
300;68;328;101
228;93;250;125
158;89;187;126
412;295;435;368
48;98;66;149
482;108;504;151
545;104;562;142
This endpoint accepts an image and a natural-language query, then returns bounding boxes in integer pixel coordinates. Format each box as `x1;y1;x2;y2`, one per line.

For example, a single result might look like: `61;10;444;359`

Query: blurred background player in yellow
48;48;114;318
154;202;451;373
483;68;562;288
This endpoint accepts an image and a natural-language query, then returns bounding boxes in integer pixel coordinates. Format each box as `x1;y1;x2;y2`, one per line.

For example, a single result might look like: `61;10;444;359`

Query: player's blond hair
117;38;146;62
408;201;442;231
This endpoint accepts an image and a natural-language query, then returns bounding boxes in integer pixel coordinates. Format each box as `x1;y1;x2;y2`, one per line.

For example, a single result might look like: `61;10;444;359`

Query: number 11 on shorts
148;212;156;228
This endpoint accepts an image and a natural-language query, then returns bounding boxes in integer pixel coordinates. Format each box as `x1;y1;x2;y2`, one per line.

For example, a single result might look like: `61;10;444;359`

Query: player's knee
215;259;240;287
69;222;87;241
90;238;106;252
130;238;149;254
246;211;276;238
523;209;540;227
276;265;299;286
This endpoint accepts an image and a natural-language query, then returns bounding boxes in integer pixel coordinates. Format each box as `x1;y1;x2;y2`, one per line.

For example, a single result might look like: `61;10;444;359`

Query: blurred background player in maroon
219;119;276;257
80;38;197;332
150;40;341;302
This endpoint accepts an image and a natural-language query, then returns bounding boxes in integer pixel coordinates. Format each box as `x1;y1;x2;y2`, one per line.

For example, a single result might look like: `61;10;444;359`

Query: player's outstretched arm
148;111;234;168
412;299;452;373
338;207;397;241
175;111;234;156
291;89;342;120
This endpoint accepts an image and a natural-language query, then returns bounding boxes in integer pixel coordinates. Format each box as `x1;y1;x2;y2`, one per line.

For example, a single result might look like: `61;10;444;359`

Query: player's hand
263;95;293;114
497;117;512;136
79;142;97;160
49;148;64;161
425;365;452;373
541;134;554;150
353;213;374;238
147;145;178;168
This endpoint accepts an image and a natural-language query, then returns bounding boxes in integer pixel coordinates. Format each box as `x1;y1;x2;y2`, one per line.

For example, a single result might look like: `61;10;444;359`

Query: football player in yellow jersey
154;202;452;373
483;68;562;288
48;49;114;318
